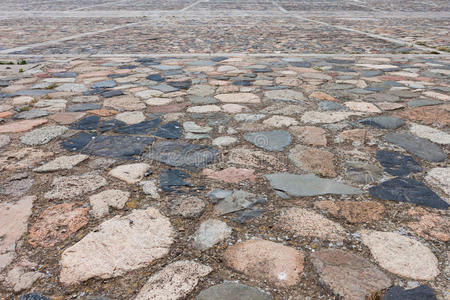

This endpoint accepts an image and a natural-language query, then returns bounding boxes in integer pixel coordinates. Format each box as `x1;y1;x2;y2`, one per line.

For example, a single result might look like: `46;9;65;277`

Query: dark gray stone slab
152;121;182;139
384;132;446;162
146;141;217;169
369;177;448;209
20;294;51;300
113;119;161;134
82;135;154;160
91;80;116;89
14;110;50;120
383;285;437;300
376;150;422;176
407;99;442;107
196;282;272;300
61;132;96;152
146;74;164;82
159;169;192;193
66;103;101;112
51;71;77;78
70;116;99;130
244;130;291;151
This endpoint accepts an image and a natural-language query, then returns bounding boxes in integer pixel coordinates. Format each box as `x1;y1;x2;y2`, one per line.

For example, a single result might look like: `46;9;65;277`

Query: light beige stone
215;93;260;103
109;163;150;184
115;111;146;124
425;167;450;196
44;172;107;199
135;260;212;300
60;208;174;285
301;111;364;124
344;101;382;113
410;124;450;145
34;154;88;172
361;230;439;280
89;190;130;218
262;115;299;128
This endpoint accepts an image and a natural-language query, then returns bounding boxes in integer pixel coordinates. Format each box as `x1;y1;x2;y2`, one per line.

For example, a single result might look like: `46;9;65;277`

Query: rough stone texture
89;190;130;218
244;130;291;151
384;132;446;162
228;148;279;169
277;207;346;240
265;173;362;197
196;283;272;300
376;150;422;176
410;124;450;145
224;239;304;288
202;167;256;183
315;201;385;223
135;260;212;300
288;145;336;177
28;203;88;248
0;119;47;133
289;126;327;146
49;112;85;124
301;111;364;124
108;163;150;184
212;136;238;147
344;162;383;184
311;249;391;300
115;111;146;124
5;261;44;292
407;208;450;242
425;167;450;196
34;154;88;172
262;115;298;128
212;190;266;216
60;208;174;284
344;101;381;113
192;219;232;250
215;93;260;103
264;89;305;101
140;180;160;199
20;125;68;146
44;172;107;199
361;230;439;280
0;173;34;198
82;135;154;160
168;196;206;218
396;106;450;126
369;177;448;210
0;196;34;269
103;96;145;111
359;116;405;129
0;134;10;147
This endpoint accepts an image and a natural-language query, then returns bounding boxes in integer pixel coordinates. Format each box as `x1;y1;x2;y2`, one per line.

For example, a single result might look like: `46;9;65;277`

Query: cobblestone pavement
0;1;449;300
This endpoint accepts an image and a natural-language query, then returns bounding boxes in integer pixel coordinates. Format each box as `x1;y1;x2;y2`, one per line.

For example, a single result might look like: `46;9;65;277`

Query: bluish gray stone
66;103;101;112
114;119;160;134
61;132;96;152
14;110;50;119
70;116;99;130
52;71;77;78
376;150;422;176
159;169;192;193
384;132;446;162
383;285;437;300
151;84;179;93
20;293;51;300
82;135;154;160
265;173;362;197
196;283;272;300
91;80;116;89
359;116;405;129
244;130;291;151
407;99;442;107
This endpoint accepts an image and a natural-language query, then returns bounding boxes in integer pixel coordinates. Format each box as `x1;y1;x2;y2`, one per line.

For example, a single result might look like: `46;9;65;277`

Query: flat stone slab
60;208;174;285
44;172;107;200
147;141;217;169
375;150;422;176
34;154;88;172
244;130;291;151
265;173;362;197
135;260;212;300
224;239;304;288
383;285;438;300
383;132;446;162
359;116;405;129
311;249;391;300
82;135;154;160
196;283;272;300
192;219;232;251
20;126;68;146
361;230;439;280
61;132;96;152
369;177;448;209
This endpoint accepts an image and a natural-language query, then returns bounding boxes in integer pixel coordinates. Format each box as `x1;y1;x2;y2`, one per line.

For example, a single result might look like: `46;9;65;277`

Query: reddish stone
0;119;47;133
87;109;118;116
202;167;256;183
0;111;13;118
49;112;85;124
28;203;88;248
289;145;336;177
309;91;338;102
315;201;385;223
395;106;450;126
289;126;327;146
406;208;449;242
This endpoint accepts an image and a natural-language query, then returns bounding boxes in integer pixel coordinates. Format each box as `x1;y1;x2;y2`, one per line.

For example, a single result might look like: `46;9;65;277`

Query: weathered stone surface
264;89;305;101
224;239;304;287
289;126;327;146
20;293;51;300
82;135;154;160
212;136;238;147
311;249;391;300
196;282;272;300
49;112;85;124
20;125;68;146
192;219;232;250
244;130;291;151
376;150;422;176
301;111;364;124
34;154;88;172
89;190;130;218
344;101;381;113
361;230;439;280
344;162;383;184
277;207;345;240
407;208;449;242
0;196;34;267
188;85;215;96
410;124;450;145
0;119;47;133
265;173;362;197
115;111;146;124
315;201;385;223
383;285;438;300
202;167;255;183
212;190;266;216
168;196;205;218
61;132;96;152
0;173;34;198
44;172;107;199
0;134;10;147
425;167;450;196
135;261;212;300
215;93;260;103
103;96;145;111
384;132;446;162
369;177;448;209
28;203;88;248
289;145;336;177
395;106;450;126
359;116;405;129
5;261;44;292
160;169;192;193
147;141;217;169
228;148;280;169
139;180;159;199
109;163;150;184
262;115;298;127
60;208;174;284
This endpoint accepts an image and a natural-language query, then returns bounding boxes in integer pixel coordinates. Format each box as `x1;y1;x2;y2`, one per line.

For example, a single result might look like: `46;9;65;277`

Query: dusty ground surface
0;1;449;300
